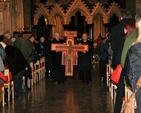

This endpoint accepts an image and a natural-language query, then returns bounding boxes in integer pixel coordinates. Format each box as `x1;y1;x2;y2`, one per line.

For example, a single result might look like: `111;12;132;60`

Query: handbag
110;64;122;84
120;76;141;113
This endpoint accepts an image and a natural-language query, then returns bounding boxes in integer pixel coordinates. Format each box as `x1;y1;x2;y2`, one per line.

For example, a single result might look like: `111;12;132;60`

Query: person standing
77;33;94;84
44;38;52;77
51;32;66;85
99;33;111;84
39;36;45;57
109;9;134;113
109;9;132;69
124;14;141;113
13;33;32;90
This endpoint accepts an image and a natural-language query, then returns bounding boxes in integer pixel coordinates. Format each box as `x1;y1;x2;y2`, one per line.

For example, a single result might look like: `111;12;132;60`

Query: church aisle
0;64;114;113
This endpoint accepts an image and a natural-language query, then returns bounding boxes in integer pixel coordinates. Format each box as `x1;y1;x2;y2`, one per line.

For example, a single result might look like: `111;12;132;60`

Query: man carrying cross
51;32;66;85
78;33;94;84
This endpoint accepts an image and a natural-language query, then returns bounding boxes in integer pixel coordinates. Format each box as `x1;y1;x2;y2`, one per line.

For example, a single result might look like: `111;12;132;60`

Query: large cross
51;31;88;76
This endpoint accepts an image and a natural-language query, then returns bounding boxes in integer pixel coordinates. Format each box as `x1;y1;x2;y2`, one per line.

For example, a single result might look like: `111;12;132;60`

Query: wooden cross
51;31;88;76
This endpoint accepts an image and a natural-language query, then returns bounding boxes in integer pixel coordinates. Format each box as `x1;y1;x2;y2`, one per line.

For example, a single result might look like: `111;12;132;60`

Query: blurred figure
114;19;136;113
39;36;45;57
13;33;32;64
77;33;94;84
109;9;132;69
0;37;6;85
13;33;32;90
99;33;110;84
28;35;40;63
2;31;12;45
44;38;52;77
96;33;103;46
124;13;141;113
51;33;66;85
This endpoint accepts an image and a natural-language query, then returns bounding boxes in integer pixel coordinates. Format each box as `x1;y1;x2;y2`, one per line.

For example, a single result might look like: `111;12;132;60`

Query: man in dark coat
51;33;66;85
78;33;94;84
44;39;52;77
110;9;132;69
109;9;133;113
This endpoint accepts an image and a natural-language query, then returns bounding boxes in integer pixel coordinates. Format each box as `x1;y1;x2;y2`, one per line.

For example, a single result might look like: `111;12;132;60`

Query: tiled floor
0;64;114;113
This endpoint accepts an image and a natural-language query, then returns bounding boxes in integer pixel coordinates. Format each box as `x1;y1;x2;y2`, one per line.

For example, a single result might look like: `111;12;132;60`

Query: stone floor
0;64;114;113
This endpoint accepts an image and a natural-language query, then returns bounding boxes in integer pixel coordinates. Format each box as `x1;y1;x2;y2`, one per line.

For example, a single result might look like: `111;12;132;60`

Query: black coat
124;42;141;113
77;40;93;71
44;40;52;70
110;19;131;69
3;45;29;75
51;39;64;69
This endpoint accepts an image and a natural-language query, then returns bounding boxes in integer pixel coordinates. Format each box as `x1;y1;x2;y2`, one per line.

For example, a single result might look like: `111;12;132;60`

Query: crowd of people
0;9;141;113
96;10;141;113
0;30;95;99
0;33;45;98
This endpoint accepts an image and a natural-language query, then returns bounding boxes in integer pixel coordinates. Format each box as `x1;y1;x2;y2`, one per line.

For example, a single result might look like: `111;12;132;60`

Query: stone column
23;0;31;32
87;24;94;42
3;2;11;32
0;8;4;34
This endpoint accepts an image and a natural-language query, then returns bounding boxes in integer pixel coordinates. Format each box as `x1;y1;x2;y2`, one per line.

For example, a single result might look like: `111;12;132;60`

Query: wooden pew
40;57;45;79
30;62;34;86
0;86;5;106
3;69;14;101
34;60;41;84
106;62;117;104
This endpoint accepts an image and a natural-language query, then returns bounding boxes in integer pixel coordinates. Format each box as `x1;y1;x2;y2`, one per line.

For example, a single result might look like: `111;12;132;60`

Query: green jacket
13;37;32;64
121;28;138;67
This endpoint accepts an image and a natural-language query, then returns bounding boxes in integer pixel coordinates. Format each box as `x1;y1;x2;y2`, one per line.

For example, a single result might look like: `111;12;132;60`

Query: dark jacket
3;45;28;75
78;40;93;71
110;19;131;69
124;42;141;113
51;39;64;69
100;39;109;61
44;40;52;69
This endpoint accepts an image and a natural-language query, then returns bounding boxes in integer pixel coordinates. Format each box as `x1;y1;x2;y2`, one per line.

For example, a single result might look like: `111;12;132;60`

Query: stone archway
33;1;122;40
93;14;105;41
51;14;64;39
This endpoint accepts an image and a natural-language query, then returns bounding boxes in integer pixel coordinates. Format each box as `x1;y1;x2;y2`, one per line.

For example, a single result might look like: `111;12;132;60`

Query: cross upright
51;31;88;76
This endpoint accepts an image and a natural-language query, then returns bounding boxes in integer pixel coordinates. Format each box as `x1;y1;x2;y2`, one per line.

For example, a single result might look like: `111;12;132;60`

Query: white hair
3;31;10;38
54;32;59;36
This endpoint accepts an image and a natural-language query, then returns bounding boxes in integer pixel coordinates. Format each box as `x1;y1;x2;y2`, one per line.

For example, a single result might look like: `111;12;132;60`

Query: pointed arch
107;2;121;21
65;0;92;24
92;2;108;24
51;14;64;39
34;4;50;25
49;4;64;25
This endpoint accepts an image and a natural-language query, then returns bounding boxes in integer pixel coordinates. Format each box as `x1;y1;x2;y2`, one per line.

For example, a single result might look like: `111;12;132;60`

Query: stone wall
23;0;31;31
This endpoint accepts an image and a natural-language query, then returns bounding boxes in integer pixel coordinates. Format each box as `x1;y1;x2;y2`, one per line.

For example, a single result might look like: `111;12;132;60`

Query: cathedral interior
0;0;139;41
0;0;141;113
